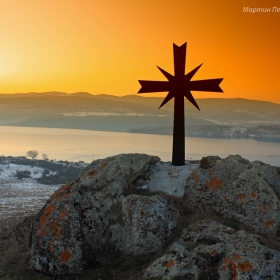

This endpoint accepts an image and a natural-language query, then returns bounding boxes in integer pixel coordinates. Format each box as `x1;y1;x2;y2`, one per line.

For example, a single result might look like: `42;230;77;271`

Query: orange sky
1;0;280;103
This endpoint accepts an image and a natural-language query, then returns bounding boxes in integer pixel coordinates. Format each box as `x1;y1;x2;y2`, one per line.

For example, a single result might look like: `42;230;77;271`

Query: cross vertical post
173;93;185;165
172;43;187;165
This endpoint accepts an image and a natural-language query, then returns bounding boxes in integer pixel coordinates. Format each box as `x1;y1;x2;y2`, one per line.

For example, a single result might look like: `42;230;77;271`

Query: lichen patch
211;249;217;256
88;170;98;177
60;249;72;262
208;177;223;192
238;194;246;204
251;191;257;199
237;261;253;272
265;220;275;228
260;204;267;213
191;170;199;185
101;163;108;169
165;260;175;269
40;205;56;228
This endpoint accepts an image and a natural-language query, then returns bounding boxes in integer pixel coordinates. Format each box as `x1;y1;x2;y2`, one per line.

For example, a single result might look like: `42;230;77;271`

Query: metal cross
138;42;223;166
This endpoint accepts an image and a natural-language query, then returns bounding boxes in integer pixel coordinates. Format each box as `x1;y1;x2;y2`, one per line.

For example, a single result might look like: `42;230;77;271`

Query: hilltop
1;153;280;279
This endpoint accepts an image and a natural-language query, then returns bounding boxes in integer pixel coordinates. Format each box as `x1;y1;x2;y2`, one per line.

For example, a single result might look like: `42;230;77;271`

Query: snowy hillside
0;157;87;224
0;162;57;180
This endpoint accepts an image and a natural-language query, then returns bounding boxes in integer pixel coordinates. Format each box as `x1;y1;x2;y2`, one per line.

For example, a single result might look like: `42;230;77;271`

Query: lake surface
0;126;279;166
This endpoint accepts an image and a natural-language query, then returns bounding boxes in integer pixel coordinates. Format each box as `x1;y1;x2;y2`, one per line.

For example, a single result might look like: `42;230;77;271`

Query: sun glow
0;49;19;77
0;0;280;103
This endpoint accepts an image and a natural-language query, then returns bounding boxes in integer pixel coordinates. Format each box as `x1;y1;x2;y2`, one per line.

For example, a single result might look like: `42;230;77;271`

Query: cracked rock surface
144;219;280;280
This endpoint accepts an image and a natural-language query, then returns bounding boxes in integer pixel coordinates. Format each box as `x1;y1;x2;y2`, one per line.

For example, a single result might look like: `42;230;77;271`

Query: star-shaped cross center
138;43;223;110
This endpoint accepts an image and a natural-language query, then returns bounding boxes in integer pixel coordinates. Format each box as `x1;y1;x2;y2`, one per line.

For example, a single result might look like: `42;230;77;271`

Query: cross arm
138;80;170;93
184;91;200;111
189;78;223;92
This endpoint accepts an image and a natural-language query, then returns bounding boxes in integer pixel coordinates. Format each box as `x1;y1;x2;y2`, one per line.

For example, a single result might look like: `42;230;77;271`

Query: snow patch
0;163;60;222
0;163;56;179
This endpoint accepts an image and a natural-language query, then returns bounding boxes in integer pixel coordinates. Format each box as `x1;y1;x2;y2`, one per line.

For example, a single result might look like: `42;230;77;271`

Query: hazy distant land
1;92;280;141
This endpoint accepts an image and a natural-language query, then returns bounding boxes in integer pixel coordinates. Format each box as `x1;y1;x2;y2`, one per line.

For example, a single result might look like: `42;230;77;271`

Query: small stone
199;156;221;169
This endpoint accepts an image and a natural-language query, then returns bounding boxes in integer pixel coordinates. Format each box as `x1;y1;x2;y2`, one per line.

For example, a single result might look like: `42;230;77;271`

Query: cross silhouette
138;42;223;166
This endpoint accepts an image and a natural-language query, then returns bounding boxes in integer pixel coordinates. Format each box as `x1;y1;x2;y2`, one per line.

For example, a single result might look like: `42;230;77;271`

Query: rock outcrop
31;154;179;275
185;155;280;233
7;153;280;279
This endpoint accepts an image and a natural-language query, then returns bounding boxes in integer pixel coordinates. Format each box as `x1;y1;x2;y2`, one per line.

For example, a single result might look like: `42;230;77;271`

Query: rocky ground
1;154;280;279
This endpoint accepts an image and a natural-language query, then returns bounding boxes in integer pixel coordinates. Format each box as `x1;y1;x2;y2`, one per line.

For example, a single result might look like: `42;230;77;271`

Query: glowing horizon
1;0;280;103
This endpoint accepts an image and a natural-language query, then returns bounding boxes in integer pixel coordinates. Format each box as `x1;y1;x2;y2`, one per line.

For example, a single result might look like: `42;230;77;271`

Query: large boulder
30;154;179;275
185;155;280;233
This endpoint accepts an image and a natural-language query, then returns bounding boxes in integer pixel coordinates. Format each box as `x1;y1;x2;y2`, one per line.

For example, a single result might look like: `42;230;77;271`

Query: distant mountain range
0;92;280;132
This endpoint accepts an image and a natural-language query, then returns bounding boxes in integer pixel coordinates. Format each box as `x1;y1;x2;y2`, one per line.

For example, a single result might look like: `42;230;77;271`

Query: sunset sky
1;0;280;103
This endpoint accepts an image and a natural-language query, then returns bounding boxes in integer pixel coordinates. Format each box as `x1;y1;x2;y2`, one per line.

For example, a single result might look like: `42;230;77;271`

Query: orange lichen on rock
222;254;250;280
49;222;62;237
48;207;69;239
260;204;267;213
260;162;265;166
56;208;68;222
88;170;98;177
251;191;257;199
165;260;175;269
223;258;237;279
224;196;228;201
237;261;253;272
208;177;223;192
40;205;56;227
61;183;72;191
51;183;72;201
265;220;275;228
101;163;108;169
191;171;199;185
232;254;241;261
60;249;72;262
238;194;246;204
199;189;204;194
48;239;55;253
49;245;54;253
36;228;47;237
38;200;69;239
211;249;217;256
221;264;227;271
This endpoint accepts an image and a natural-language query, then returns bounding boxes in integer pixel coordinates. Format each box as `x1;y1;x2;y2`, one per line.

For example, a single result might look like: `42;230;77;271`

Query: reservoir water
0;126;279;166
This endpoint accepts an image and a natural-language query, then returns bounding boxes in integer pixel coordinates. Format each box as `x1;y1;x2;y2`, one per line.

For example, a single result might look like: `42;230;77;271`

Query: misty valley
1;92;280;140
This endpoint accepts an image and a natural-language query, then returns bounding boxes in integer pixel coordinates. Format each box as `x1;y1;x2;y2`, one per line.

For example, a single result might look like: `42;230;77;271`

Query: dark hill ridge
0;92;280;132
1;91;93;97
